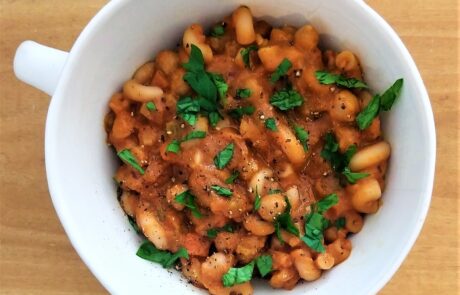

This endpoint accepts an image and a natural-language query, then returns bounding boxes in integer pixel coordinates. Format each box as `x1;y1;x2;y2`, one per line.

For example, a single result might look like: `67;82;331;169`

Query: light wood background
0;0;458;294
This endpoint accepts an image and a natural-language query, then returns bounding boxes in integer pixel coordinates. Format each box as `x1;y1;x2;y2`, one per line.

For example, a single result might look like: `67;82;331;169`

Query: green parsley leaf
293;125;309;151
206;228;219;238
356;94;381;130
316;193;338;213
335;217;346;229
265;118;277;131
195;96;216;112
315;70;368;89
211;185;233;197
268;188;282;194
214;143;234;169
207;223;234;238
208;72;228;101
182;131;206;142
183;44;205;72
343;144;357;166
166;139;181;154
380;78;404;111
164;247;189;268
275;197;300;242
208;111;222;127
270;89;303;110
176;96;200;126
146;101;156;111
222;261;255;287
301;212;328;253
117;149;145;175
136;240;189;268
236;88;252;99
356;78;404;129
255;255;272;277
183;71;217;102
221;223;234;233
270;58;292;83
225;170;240;184
320;133;342;172
211;24;225;37
342;167;369;184
127;216;141;234
240;45;258;68
228;106;255;119
254;188;261;211
174;190;202;218
182;45;217;101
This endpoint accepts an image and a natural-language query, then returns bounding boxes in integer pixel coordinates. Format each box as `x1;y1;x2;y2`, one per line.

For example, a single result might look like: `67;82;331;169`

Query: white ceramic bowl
13;0;436;294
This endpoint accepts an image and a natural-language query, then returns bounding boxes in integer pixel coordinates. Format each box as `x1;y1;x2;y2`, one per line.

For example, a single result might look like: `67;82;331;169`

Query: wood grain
0;0;458;294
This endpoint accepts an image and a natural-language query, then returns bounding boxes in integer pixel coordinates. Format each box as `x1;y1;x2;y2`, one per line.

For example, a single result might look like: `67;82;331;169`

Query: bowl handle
14;40;69;96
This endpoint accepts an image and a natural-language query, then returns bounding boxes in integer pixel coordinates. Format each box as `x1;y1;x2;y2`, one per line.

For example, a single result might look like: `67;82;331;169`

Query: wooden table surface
0;0;458;294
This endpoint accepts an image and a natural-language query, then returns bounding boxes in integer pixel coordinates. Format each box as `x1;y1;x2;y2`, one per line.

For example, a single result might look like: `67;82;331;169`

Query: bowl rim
44;0;436;294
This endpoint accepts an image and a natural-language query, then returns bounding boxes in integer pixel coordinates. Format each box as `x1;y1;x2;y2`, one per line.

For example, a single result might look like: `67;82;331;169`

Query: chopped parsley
165;131;206;154
380;78;404;111
208;111;222;127
301;212;328;253
270;58;292;83
145;101;156;111
225;170;240;184
117;149;145;175
315;70;368;89
221;255;272;287
267;188;282;194
136;240;189;268
274;198;299;242
214;143;234;169
342;167;370;184
208;72;228;101
182;45;217;101
356;94;380;130
174;190;202;218
176;96;200;126
301;193;338;252
320;133;354;172
356;78;404;130
316;193;339;213
240;45;258;68
222;261;255;287
182;130;207;142
293;125;309;151
211;185;233;197
335;217;346;229
254;188;261;211
264;118;277;131
207;223;234;238
320;133;367;184
236;88;252;99
255;255;272;277
270;89;303;110
166;139;181;154
179;45;223;127
228;105;255;119
127;216;141;234
211;24;225;37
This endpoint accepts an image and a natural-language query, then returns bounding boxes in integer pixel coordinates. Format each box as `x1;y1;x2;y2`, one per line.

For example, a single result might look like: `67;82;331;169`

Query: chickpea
330;90;360;122
258;193;287;221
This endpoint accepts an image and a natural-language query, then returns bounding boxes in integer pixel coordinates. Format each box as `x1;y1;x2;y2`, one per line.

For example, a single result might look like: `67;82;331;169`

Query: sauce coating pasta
105;6;402;294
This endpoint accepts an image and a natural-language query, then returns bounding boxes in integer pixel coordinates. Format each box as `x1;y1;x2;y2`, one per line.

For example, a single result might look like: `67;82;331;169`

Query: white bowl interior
45;0;435;294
